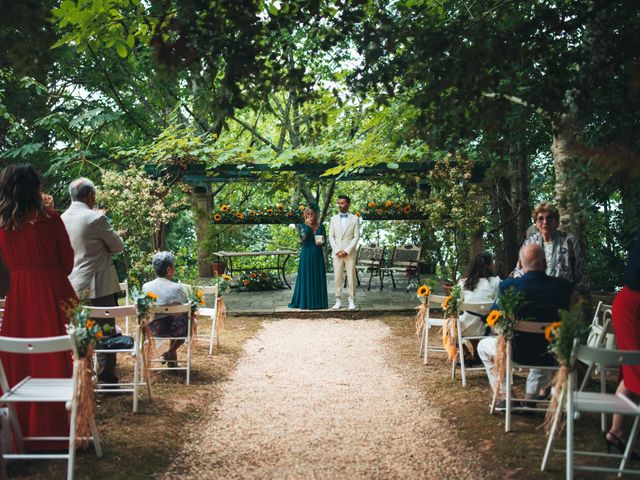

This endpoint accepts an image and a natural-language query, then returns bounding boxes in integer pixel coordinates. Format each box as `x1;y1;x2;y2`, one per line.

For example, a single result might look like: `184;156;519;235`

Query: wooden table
212;250;297;288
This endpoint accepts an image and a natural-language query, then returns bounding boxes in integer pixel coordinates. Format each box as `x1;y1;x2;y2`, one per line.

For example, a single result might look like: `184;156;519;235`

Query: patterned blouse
513;230;589;293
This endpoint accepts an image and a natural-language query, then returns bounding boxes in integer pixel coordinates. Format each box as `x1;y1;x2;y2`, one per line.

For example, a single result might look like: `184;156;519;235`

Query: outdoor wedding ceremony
0;1;639;479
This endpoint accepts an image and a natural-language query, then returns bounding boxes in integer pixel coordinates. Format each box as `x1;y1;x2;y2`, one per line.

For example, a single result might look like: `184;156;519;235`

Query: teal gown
288;224;328;310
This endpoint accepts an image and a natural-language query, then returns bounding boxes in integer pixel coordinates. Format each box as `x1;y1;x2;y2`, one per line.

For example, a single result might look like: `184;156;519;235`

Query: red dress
613;286;640;395
0;209;76;451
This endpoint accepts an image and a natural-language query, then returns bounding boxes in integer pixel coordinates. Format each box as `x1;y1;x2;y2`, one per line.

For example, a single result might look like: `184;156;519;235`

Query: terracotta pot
211;261;226;276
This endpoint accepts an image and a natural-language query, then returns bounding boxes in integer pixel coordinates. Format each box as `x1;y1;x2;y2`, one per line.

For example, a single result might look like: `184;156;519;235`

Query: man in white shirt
62;177;126;385
329;195;360;310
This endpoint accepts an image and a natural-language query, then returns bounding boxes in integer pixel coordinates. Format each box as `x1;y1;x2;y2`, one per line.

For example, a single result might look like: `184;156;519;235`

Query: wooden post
191;186;213;277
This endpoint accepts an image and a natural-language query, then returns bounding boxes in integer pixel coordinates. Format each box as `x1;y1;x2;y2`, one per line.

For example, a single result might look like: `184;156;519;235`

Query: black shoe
494;400;523;412
97;373;119;385
606;432;640;461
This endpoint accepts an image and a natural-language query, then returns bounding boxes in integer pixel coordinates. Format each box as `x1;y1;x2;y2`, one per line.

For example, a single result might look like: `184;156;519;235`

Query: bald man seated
478;244;574;407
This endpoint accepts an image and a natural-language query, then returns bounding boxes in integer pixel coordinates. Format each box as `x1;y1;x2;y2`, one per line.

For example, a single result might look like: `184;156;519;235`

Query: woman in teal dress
289;207;328;309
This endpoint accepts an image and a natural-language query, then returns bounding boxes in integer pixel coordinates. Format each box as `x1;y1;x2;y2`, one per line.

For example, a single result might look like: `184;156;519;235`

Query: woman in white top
458;252;500;338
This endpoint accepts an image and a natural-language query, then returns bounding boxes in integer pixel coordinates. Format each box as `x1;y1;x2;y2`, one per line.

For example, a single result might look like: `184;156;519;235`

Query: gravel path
161;318;482;479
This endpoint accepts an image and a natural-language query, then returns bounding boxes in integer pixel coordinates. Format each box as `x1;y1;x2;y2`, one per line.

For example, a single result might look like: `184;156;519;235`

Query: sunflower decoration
384;200;394;207
196;289;205;305
147;291;158;300
213;213;222;221
249;210;256;216
277;204;285;212
486;309;500;327
235;212;245;220
368;201;376;208
221;274;232;281
266;208;273;215
403;205;411;214
221;204;230;212
249;273;257;279
242;279;250;286
299;205;305;211
375;208;382;214
441;295;451;309
544;321;561;342
355;211;361;217
416;285;430;298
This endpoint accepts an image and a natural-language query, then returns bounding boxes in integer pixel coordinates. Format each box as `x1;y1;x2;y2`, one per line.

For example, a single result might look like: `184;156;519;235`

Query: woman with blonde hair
513;202;587;292
288;206;328;310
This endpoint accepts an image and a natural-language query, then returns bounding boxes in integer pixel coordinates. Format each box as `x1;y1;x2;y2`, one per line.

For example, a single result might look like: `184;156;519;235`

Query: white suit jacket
329;213;360;258
61;201;124;300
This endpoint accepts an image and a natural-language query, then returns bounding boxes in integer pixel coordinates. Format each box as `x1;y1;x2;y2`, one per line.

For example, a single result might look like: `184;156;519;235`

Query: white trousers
333;254;356;303
477;337;552;396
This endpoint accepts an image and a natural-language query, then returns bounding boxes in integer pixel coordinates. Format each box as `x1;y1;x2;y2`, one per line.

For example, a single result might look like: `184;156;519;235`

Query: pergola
178;160;486;275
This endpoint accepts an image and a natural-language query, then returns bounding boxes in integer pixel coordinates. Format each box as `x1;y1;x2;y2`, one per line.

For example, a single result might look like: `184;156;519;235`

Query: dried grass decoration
132;289;158;383
441;285;462;361
216;296;227;349
542;304;588;436
486;287;526;399
188;288;206;343
414;285;431;337
66;301;113;447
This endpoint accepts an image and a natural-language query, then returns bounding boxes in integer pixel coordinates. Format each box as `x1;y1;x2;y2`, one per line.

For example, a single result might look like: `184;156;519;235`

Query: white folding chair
541;342;640;478
452;301;492;387
420;293;448;365
148;304;192;385
197;285;220;355
579;302;616;432
118;281;132;335
0;334;102;480
85;305;149;413
490;320;559;432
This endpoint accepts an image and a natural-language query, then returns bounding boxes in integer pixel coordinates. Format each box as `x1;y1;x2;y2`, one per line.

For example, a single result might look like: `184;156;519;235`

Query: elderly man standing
62;177;125;385
478;244;574;408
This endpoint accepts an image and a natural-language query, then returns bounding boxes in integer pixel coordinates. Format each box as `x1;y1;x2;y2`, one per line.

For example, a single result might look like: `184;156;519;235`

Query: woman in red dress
608;236;640;454
0;164;77;451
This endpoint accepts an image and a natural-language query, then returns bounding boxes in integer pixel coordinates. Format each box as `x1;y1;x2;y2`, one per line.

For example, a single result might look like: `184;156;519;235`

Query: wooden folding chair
85;305;150;413
0;334;102;480
420;293;448;365
148;304;193;384
452;301;493;387
541;342;640;478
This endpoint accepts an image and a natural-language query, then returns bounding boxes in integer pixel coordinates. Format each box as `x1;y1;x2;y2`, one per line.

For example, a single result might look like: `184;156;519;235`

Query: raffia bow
74;347;96;448
216;296;227;349
542;363;569;435
442;316;459;361
415;301;428;338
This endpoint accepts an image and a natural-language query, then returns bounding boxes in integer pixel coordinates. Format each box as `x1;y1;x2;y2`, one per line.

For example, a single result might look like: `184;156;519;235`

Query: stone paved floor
221;273;428;315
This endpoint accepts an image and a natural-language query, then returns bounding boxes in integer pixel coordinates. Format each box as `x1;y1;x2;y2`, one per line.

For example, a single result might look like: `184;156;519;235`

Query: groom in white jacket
329;195;360;310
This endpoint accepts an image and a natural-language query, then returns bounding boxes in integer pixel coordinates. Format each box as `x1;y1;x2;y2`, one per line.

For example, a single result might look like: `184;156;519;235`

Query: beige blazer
329;213;360;257
61;201;124;300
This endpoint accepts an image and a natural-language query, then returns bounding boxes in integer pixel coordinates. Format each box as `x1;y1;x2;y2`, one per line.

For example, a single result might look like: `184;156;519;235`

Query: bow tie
340;214;349;218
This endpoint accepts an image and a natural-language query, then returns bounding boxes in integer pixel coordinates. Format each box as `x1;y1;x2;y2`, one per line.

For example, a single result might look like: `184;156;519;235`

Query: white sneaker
348;301;357;310
332;301;342;310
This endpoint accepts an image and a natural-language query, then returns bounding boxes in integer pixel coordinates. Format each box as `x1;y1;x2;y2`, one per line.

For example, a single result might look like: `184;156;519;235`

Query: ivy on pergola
179;160;485;223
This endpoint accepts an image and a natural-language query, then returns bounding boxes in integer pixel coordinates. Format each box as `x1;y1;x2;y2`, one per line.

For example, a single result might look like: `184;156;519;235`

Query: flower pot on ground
211;261;225;276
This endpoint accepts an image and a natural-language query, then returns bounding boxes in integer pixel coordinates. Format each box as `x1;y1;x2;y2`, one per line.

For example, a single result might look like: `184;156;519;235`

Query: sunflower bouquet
66;301;113;358
485;287;526;339
131;288;158;324
543;303;589;434
414;284;432;337
214;273;233;295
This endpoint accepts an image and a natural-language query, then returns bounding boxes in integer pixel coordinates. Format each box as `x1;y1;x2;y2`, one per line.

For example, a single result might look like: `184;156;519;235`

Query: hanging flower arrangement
441;285;462;361
360;199;424;220
211;204;304;224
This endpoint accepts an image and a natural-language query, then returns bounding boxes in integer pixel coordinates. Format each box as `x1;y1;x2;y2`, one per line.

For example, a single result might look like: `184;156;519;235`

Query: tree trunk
495;174;519;276
621;177;640;250
513;140;531;241
152;223;167;251
191;186;213;277
552;113;589;282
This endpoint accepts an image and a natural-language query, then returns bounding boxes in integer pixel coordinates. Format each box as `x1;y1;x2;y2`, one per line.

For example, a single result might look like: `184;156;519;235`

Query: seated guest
478;244;573;403
607;237;640;454
457;252;500;363
142;251;188;367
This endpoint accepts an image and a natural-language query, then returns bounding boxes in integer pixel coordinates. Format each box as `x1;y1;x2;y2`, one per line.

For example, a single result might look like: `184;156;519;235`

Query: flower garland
360;200;423;220
441;285;462;361
212;204;305;224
